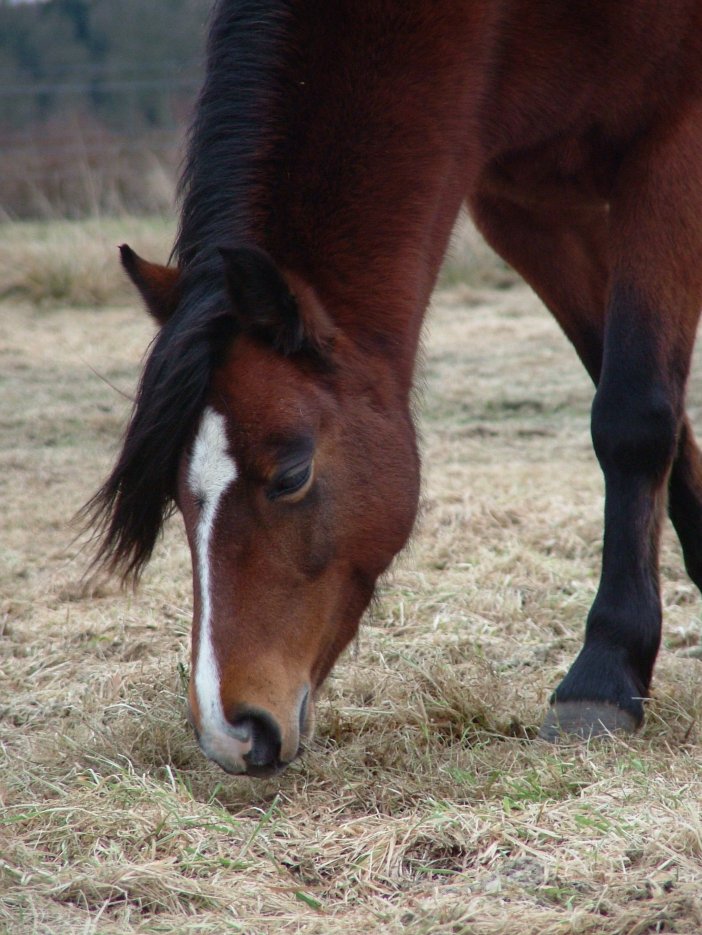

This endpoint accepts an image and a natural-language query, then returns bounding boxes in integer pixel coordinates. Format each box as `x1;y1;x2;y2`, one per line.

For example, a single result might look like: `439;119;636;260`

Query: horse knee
591;382;678;478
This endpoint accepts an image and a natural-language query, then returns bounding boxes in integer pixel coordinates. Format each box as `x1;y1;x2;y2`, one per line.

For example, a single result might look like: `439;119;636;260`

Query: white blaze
188;407;242;763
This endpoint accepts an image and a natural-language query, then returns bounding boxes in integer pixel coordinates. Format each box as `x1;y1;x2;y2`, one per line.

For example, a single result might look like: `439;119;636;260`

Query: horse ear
119;245;181;326
219;246;305;355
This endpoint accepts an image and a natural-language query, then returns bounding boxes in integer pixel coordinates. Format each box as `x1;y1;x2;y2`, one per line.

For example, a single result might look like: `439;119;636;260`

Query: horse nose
191;687;310;776
229;708;282;773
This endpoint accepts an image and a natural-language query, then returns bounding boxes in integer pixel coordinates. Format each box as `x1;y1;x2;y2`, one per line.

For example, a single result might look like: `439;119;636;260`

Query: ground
2;221;702;934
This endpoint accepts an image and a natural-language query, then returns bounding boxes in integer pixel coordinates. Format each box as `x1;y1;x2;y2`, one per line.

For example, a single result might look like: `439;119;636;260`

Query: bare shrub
0;115;181;221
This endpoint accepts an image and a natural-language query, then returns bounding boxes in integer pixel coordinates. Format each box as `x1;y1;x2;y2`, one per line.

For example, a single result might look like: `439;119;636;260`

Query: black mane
85;0;292;582
175;0;293;271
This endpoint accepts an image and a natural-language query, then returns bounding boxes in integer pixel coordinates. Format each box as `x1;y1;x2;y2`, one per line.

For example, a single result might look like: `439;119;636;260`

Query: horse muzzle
190;686;313;777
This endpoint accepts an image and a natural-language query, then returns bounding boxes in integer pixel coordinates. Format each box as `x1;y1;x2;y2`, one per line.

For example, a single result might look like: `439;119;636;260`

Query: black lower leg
552;470;665;725
553;477;664;724
548;285;679;731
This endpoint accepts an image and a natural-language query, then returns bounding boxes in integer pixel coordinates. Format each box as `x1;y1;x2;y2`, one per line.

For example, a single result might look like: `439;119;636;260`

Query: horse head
115;244;420;775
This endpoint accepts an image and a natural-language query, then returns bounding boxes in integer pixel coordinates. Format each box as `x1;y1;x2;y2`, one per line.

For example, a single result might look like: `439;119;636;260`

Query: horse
86;0;702;777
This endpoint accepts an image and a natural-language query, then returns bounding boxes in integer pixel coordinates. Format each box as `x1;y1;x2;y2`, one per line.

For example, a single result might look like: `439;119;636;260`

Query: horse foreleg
473;135;702;736
548;120;702;737
470;195;635;734
473;190;702;602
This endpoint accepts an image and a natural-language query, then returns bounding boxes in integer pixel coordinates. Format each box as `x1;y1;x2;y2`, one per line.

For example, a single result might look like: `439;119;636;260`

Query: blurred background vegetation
0;0;509;303
0;0;210;218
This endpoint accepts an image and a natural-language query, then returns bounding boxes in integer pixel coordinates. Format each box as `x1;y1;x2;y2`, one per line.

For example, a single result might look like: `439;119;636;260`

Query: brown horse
87;0;702;776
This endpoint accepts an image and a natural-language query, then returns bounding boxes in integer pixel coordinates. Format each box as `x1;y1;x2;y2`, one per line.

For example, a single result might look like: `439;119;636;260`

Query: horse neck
260;5;487;399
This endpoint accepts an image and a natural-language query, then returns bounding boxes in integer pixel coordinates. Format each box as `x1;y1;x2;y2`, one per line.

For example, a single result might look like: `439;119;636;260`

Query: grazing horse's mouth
188;687;314;777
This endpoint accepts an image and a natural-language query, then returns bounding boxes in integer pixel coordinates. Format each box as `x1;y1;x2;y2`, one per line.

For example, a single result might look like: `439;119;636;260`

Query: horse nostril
229;710;282;769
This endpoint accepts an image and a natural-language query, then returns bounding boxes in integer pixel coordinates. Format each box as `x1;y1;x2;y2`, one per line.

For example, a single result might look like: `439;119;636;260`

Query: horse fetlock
550;641;649;727
585;594;662;676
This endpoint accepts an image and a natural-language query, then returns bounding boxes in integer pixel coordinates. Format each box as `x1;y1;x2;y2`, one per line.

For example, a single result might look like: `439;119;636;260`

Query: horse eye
268;462;313;501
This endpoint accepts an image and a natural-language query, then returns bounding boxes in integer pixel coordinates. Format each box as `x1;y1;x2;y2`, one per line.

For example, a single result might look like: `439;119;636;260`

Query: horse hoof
538;701;639;742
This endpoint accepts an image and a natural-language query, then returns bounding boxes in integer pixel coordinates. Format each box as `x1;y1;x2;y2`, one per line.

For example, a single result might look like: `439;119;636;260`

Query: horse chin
243;761;288;779
299;686;316;743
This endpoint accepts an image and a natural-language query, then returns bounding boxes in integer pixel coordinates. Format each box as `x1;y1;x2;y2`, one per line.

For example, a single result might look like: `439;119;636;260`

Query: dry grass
0;218;173;308
2;220;702;934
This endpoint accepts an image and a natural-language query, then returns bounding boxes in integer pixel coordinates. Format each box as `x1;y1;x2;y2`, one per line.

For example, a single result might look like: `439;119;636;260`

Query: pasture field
2;220;702;934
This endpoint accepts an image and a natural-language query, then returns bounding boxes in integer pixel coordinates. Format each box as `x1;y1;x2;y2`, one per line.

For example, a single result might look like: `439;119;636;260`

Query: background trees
0;0;211;217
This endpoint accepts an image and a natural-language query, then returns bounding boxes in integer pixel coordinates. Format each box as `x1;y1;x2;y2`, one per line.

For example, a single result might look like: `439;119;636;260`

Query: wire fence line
3;143;180;162
0;67;199;217
0;123;186;218
0;0;211;218
2;130;184;156
0;77;201;96
0;59;202;76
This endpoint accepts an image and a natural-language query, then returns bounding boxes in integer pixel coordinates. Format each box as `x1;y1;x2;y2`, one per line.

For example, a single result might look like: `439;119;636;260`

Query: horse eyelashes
268;462;313;500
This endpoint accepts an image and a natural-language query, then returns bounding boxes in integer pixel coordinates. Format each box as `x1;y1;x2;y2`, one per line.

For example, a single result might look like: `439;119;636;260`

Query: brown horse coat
89;1;702;774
